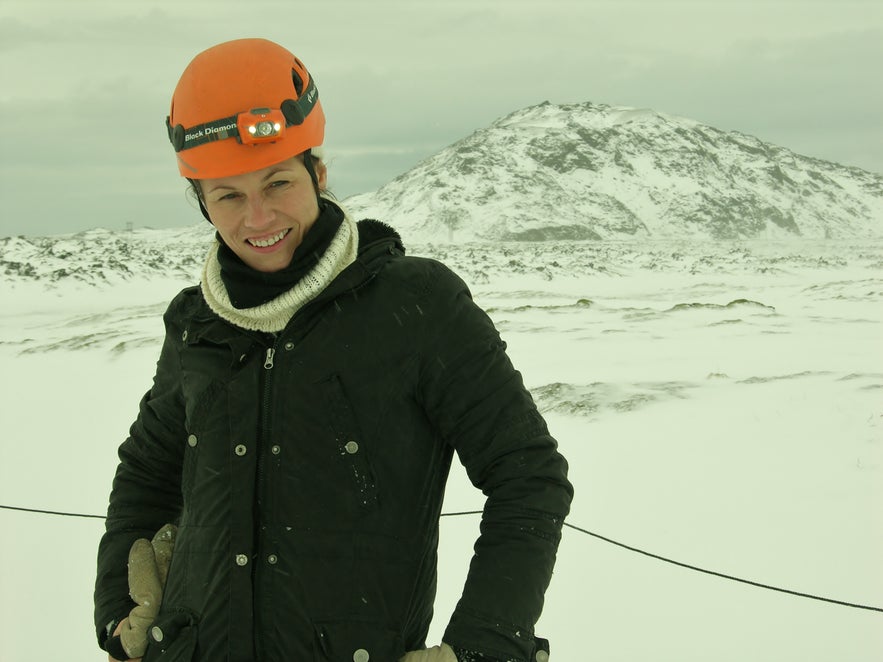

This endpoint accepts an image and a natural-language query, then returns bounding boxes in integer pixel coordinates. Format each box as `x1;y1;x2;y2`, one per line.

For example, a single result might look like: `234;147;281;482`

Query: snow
1;239;881;661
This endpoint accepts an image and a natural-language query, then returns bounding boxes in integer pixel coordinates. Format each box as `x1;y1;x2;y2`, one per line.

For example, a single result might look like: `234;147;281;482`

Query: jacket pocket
321;374;379;508
313;620;404;662
142;608;198;662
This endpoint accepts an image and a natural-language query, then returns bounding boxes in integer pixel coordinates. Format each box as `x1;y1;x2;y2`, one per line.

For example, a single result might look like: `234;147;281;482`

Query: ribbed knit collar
200;199;359;334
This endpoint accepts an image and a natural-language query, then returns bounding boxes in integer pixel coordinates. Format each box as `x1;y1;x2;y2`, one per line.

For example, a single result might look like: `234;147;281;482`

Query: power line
564;520;883;614
443;510;883;614
1;504;105;519
4;503;882;614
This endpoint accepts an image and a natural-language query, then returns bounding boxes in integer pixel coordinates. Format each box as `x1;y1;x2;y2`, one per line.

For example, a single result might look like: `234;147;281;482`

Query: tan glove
399;643;458;662
116;524;177;659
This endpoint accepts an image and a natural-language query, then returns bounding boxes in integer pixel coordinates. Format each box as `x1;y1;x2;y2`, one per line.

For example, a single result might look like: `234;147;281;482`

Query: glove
399;643;459;662
109;524;177;660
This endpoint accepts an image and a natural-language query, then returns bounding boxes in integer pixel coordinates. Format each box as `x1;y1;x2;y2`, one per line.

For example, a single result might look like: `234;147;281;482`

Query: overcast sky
1;0;880;237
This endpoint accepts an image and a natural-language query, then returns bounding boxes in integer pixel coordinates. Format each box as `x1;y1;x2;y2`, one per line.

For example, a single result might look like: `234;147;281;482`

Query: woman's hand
399;643;458;661
107;524;176;661
107;619;142;662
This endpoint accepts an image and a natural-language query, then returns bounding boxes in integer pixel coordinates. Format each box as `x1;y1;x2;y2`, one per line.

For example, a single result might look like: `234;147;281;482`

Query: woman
94;38;572;662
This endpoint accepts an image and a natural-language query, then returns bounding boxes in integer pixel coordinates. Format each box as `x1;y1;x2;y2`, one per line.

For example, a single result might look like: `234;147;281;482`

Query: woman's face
201;155;327;273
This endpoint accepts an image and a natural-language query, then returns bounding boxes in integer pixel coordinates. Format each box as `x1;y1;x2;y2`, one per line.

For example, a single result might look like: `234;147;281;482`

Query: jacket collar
356;218;405;257
307;218;405;302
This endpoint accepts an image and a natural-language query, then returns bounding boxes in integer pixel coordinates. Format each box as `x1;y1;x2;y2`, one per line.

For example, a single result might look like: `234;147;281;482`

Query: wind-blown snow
1;238;881;661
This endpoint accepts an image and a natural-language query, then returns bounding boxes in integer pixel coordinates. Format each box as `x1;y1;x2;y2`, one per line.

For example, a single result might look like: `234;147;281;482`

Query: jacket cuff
448;634;550;662
452;646;512;661
105;634;130;661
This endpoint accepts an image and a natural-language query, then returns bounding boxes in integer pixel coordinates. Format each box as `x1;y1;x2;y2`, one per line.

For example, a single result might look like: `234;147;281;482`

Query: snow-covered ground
1;240;881;661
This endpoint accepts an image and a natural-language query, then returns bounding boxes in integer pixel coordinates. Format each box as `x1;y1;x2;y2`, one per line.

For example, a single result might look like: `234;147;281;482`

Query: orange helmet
166;38;325;179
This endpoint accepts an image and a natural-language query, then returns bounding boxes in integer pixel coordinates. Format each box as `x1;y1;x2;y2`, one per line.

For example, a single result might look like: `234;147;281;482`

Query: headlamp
166;76;319;153
238;108;286;145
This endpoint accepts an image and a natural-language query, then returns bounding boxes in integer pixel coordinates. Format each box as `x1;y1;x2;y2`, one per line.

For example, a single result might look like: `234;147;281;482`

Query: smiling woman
199;155;328;273
92;37;572;662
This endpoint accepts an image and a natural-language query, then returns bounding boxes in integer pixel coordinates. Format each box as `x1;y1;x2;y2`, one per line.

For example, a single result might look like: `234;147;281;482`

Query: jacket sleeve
93;294;189;650
417;262;574;661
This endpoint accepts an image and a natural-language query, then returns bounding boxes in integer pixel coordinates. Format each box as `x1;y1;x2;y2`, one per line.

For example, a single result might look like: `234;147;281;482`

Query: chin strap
185;178;212;222
302;148;321;195
196;190;212;222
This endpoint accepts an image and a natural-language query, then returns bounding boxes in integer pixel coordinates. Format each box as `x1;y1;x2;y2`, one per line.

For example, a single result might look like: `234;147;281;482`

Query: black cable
4;503;882;613
563;521;883;614
0;504;105;519
441;509;883;614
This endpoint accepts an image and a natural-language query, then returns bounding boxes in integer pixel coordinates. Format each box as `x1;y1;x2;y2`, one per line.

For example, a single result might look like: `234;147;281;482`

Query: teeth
249;230;288;248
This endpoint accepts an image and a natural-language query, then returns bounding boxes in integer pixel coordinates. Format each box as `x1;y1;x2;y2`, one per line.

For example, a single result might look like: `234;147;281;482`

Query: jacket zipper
255;339;278;662
249;271;378;657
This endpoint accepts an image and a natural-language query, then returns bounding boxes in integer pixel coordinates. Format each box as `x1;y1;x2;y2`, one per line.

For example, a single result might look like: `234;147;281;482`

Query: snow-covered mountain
343;101;883;242
3;100;882;287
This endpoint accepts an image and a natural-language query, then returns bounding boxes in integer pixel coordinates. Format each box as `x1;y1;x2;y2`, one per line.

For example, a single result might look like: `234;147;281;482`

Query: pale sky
1;0;880;237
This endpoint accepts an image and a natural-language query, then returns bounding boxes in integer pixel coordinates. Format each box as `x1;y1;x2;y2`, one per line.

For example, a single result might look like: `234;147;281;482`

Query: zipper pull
264;347;276;370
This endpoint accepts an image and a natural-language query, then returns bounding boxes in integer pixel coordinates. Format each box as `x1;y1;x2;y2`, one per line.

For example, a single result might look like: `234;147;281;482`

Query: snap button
344;440;359;454
187;434;198;448
150;625;164;642
536;651;550;662
283;341;295;351
271;445;281;455
235;554;249;566
268;554;278;565
353;649;370;662
234;444;247;456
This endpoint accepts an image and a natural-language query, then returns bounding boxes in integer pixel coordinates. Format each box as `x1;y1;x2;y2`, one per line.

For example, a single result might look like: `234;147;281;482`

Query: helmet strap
196;195;212;222
302;149;322;200
186;178;213;223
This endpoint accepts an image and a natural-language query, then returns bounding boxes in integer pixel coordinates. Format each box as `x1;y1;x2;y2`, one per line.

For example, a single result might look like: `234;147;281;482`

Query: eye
267;179;291;191
216;192;241;202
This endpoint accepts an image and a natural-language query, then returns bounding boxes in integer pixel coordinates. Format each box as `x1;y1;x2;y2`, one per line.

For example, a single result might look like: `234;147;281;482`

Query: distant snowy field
1;239;881;661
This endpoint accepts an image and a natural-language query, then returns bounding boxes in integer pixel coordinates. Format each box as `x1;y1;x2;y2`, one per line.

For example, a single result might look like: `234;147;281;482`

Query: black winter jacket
94;222;573;662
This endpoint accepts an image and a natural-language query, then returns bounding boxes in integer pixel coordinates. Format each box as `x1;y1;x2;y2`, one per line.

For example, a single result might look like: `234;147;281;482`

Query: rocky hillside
343;101;883;242
0;226;212;286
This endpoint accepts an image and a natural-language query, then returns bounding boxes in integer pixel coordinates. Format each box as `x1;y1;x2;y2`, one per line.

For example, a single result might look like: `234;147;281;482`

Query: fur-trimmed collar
356;218;404;254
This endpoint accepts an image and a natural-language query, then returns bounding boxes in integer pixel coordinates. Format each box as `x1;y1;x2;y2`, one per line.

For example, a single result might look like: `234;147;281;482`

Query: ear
314;159;328;192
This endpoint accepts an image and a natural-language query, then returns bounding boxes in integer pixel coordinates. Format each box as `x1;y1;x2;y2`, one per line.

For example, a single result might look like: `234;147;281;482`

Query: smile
247;229;290;248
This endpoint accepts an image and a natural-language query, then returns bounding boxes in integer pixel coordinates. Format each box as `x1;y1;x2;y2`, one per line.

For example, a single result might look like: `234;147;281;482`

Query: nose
244;194;275;229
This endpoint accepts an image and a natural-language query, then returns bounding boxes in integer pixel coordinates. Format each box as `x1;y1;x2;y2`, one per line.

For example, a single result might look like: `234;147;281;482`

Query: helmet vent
292;69;304;96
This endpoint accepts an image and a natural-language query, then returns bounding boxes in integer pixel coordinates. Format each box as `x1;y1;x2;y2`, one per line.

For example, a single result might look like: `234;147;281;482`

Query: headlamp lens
250;121;281;137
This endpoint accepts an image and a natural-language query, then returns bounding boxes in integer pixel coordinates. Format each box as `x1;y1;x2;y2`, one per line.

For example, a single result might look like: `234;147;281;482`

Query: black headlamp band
167;115;238;152
167;76;318;153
